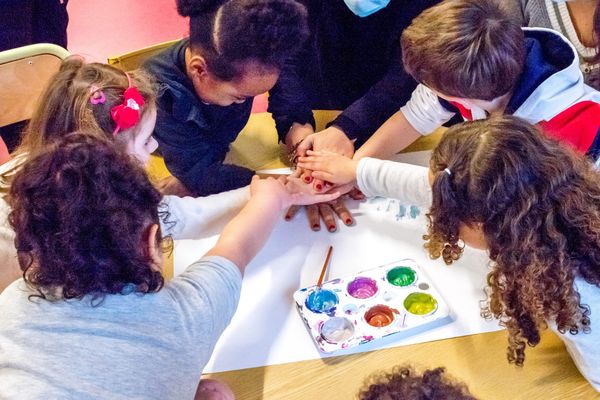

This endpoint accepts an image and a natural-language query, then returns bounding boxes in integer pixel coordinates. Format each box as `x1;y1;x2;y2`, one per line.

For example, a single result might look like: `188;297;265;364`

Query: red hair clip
110;73;145;136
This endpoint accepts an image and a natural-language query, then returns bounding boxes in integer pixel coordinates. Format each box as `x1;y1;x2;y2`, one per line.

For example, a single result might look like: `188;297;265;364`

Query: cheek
458;225;488;250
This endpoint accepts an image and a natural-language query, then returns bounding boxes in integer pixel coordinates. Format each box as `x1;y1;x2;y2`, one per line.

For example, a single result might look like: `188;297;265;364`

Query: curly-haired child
359;365;477;400
298;115;600;391
0;58;258;293
0;133;337;399
143;0;310;197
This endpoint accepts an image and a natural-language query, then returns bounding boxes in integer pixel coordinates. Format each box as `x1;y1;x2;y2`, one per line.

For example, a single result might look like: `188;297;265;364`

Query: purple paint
347;277;378;299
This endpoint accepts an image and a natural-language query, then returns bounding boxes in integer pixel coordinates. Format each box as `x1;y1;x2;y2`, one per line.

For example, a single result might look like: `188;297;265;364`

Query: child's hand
297;150;358;186
249;176;341;211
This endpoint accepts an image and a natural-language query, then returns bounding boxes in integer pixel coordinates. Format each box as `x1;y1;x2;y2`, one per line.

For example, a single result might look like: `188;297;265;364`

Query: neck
486;93;512;115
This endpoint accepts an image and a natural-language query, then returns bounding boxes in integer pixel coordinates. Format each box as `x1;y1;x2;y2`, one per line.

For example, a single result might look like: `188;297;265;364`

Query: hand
250;175;341;211
297;150;358;186
285;197;354;232
156;175;193;197
296;126;355;192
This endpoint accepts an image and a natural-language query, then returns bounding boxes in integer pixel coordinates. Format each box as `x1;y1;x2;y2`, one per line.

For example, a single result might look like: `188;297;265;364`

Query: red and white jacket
401;28;600;160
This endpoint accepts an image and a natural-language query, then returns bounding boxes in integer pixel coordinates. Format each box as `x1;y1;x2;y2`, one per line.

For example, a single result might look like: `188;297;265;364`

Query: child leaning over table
0;133;339;399
0;57;255;293
298;116;600;391
351;0;600;165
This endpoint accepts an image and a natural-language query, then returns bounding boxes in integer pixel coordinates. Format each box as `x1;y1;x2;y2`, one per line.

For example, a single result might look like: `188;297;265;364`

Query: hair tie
89;85;106;105
110;72;145;136
444;168;452;176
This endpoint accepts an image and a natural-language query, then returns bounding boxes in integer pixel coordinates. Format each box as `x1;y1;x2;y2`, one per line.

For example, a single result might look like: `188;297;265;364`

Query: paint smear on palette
305;289;339;314
293;259;452;353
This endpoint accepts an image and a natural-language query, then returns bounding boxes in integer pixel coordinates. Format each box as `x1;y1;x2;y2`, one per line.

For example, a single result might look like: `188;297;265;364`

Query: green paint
387;267;416;287
403;292;437;315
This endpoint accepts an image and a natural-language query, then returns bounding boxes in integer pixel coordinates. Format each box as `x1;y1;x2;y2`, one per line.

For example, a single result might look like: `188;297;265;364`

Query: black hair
177;0;309;80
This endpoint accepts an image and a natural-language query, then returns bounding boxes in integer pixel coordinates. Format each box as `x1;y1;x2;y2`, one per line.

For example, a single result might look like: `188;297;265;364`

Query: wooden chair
107;39;179;72
0;43;70;163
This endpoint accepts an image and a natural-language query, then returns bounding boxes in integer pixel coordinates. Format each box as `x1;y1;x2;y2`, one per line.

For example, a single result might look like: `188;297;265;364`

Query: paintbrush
317;246;333;288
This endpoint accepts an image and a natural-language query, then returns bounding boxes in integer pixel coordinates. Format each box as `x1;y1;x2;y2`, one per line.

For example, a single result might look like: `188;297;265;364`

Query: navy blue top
143;40;254;196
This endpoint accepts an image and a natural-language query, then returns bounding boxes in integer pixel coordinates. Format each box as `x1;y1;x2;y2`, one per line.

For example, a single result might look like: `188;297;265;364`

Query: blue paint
305;289;339;313
409;205;420;219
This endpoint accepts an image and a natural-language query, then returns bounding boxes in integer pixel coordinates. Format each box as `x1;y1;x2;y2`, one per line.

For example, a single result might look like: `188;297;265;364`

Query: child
359;366;477;400
299;116;600;391
352;0;600;165
0;133;338;399
143;0;309;197
0;58;248;292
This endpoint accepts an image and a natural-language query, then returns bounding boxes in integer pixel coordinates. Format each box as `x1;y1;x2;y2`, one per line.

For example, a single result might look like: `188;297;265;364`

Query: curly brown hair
7;133;165;302
358;366;477;400
425;116;600;366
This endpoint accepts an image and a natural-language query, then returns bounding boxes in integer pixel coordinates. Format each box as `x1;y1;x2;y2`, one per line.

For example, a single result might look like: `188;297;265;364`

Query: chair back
107;39;179;71
0;43;70;127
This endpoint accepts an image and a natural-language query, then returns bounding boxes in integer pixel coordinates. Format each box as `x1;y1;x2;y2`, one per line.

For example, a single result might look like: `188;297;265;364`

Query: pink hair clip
110;72;145;136
89;85;106;105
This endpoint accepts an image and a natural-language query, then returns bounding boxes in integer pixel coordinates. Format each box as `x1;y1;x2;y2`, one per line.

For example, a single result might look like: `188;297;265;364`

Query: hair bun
176;0;228;16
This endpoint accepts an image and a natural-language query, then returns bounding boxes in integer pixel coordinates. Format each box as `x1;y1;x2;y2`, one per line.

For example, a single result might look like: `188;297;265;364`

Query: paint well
305;289;339;314
364;304;397;328
347;277;378;299
387;266;416;287
320;317;355;344
404;292;437;315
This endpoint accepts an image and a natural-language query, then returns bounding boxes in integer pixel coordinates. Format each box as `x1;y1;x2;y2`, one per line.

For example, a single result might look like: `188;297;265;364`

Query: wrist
285;122;313;150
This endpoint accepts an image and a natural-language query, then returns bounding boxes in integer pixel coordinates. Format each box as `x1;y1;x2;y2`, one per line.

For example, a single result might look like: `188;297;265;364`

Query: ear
145;223;163;269
187;54;210;81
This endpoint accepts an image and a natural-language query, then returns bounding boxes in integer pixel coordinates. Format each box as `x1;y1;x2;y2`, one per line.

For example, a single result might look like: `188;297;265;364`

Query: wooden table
205;329;599;399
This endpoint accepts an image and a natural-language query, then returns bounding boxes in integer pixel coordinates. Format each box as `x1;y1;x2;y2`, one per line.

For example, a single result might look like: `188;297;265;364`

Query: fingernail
312;224;320;231
304;176;311;183
328;225;336;232
315;184;322;191
345;218;352;225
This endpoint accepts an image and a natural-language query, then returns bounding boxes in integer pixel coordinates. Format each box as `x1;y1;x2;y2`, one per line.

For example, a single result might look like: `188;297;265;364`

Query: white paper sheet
174;198;503;373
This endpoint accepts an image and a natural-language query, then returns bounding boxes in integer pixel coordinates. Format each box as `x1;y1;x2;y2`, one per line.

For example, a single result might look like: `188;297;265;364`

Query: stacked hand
284;124;363;232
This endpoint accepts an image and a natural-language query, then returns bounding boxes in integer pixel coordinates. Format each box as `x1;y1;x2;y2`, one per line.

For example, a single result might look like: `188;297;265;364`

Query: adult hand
285;196;355;232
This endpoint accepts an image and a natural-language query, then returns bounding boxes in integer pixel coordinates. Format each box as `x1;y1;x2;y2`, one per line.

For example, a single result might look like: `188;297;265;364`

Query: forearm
356;158;432;207
205;193;282;273
161;186;250;240
285;122;315;151
354;111;421;161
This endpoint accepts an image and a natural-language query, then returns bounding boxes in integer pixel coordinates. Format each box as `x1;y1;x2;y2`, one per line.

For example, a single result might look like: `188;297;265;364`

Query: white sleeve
400;84;455;135
356;158;432;207
160;186;250;240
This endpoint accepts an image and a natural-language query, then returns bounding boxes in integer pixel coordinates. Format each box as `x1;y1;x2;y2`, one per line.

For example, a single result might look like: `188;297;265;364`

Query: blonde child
0;58;249;292
299;116;600;391
0;133;338;399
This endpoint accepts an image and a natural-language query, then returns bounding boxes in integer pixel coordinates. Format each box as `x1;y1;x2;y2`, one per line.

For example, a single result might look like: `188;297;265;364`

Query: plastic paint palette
293;259;452;353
